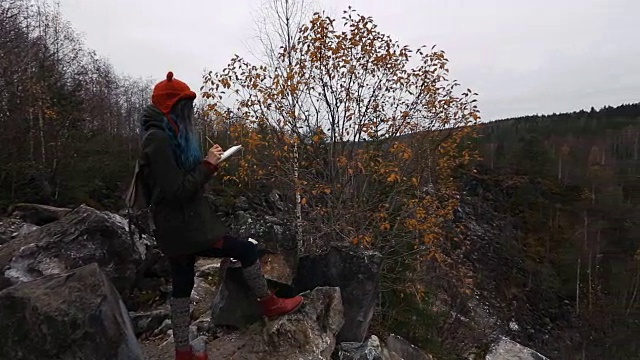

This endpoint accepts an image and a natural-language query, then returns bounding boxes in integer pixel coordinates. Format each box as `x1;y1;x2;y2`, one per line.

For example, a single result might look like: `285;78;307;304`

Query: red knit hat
152;71;196;133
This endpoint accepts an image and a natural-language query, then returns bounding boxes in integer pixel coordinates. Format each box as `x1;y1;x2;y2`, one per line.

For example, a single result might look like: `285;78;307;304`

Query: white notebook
219;145;243;163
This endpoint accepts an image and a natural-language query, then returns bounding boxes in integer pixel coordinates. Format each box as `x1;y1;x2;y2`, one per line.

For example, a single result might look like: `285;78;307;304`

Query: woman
138;72;303;360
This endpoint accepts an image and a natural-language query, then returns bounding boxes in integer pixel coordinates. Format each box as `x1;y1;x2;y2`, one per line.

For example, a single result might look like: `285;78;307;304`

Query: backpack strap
126;129;162;240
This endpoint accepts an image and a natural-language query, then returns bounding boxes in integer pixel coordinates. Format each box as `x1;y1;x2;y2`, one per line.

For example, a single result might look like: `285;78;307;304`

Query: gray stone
14;222;39;237
208;286;344;359
0;263;144;360
485;337;549;360
260;252;295;285
129;309;170;337
385;334;433;360
192;277;215;320
269;189;285;211
0;217;36;243
210;253;296;329
153;319;173;337
235;196;250;211
337;335;389;360
210;259;262;328
293;244;383;343
8;203;71;226
195;259;221;279
1;205;149;296
192;313;211;334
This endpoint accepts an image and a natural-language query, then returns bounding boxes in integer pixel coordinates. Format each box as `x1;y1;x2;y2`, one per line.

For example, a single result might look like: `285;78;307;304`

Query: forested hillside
470;103;640;358
1;1;639;359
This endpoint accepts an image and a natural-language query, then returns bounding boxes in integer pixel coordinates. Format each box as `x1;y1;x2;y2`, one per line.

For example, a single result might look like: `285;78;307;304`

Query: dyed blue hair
163;99;203;171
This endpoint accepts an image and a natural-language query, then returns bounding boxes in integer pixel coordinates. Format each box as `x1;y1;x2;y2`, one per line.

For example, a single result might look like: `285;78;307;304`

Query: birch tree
203;8;481;295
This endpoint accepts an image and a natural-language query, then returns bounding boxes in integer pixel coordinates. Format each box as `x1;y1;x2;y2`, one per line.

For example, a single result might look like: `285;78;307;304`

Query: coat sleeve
143;130;218;203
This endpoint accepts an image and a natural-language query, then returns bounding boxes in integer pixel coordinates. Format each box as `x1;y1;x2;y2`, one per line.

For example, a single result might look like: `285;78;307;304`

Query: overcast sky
57;0;639;122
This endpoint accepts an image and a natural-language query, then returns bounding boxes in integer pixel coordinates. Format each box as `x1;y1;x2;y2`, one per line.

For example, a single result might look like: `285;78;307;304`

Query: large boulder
1;204;150;296
208;286;344;359
0;262;144;360
293;244;383;343
209;259;262;328
8;203;71;226
210;252;296;328
485;337;549;360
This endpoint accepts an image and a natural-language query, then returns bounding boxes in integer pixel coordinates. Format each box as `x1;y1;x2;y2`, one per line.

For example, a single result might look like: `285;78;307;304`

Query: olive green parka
138;104;228;257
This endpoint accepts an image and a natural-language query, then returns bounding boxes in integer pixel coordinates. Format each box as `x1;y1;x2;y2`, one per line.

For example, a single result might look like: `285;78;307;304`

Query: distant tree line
0;0;153;211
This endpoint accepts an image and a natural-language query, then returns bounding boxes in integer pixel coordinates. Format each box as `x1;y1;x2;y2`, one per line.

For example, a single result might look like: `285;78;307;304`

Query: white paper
219;145;243;163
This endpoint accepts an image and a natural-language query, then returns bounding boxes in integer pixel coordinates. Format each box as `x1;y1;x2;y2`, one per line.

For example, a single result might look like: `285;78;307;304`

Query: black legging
169;235;259;298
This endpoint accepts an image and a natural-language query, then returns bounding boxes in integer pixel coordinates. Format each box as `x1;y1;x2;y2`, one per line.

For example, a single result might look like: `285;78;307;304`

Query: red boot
175;346;208;360
193;353;208;360
175;347;192;360
258;293;304;320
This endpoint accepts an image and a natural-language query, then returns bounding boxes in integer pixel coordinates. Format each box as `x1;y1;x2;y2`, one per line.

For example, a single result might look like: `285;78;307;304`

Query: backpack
125;132;157;240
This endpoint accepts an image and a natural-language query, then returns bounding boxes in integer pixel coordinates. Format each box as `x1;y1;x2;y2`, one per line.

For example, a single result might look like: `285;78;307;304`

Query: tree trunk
588;250;592;312
29;111;34;162
39;101;46;165
634;132;638;161
583;211;588;249
490;143;495;169
576;256;581;315
558;156;562;181
627;265;640;316
294;140;303;253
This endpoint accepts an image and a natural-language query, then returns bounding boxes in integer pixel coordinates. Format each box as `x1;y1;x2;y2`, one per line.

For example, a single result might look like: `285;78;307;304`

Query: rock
145;248;172;279
336;335;391;360
153;319;173;337
385;334;433;360
485;337;549;360
293;244;383;343
159;324;199;347
1;204;150;296
191;277;215;320
0;234;8;246
230;211;297;254
195;258;221;278
261;252;295;285
8;203;71;226
135;277;166;292
235;196;250;211
0;217;36;241
208;286;344;359
210;253;296;329
15;222;39;237
129;309;170;337
192;312;211;334
210;259;262;328
264;215;284;225
269;189;285;211
0;263;144;360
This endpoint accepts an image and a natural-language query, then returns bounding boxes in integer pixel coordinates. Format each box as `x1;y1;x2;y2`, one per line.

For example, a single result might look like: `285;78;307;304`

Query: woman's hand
205;144;224;165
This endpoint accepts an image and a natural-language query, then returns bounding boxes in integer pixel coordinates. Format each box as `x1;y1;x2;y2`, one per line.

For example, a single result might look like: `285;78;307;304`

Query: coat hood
140;104;167;133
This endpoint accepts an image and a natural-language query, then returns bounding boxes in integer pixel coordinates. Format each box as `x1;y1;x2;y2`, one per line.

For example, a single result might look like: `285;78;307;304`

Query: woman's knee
222;235;259;267
238;240;259;267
